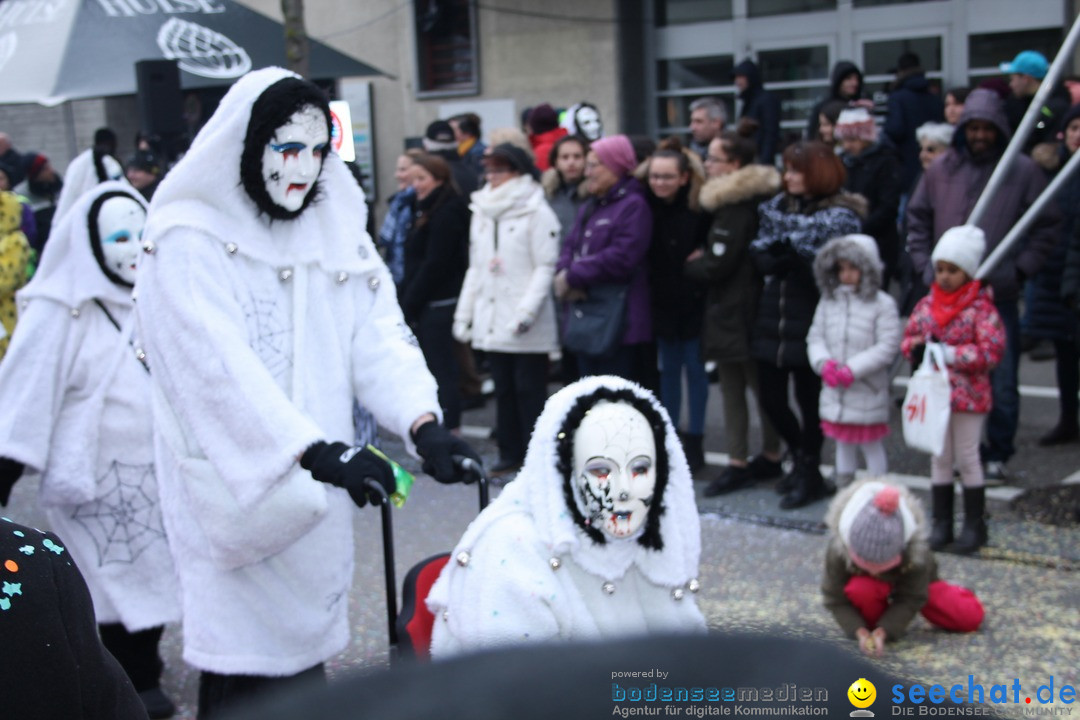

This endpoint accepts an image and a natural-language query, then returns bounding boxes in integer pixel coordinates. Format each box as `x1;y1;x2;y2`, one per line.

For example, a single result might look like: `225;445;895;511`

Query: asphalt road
3;349;1077;719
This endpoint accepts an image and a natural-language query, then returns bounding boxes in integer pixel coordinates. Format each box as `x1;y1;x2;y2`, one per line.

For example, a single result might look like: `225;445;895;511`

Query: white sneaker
983;461;1009;486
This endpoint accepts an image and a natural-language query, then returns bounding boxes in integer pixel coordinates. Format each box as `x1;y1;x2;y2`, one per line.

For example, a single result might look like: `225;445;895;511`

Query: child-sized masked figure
0;181;180;718
428;375;706;658
135;67;478;716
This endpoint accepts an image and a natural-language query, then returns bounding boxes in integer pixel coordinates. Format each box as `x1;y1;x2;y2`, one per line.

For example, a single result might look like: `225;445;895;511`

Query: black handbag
562;283;629;358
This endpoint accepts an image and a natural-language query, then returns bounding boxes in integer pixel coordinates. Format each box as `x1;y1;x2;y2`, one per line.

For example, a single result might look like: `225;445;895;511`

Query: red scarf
930;280;981;331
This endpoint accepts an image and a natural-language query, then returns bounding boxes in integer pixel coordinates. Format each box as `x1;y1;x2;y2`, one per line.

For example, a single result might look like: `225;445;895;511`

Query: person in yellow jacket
0;191;31;360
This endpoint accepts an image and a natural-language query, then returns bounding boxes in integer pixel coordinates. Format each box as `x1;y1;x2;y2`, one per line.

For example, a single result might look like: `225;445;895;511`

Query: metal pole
966;14;1080;229
975;146;1080;280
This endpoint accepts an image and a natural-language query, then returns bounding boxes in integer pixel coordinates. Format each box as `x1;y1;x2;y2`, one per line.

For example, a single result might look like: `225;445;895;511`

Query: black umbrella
0;0;384;105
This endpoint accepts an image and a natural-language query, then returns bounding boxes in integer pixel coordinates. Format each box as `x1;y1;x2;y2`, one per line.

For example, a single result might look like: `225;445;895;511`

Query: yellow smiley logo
848;678;877;709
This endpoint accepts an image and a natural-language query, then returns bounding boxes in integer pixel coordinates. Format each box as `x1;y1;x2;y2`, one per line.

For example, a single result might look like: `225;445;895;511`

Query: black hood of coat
830;61;863;100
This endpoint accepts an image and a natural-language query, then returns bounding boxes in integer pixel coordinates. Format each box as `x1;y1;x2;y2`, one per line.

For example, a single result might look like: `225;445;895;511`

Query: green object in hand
366;444;414;508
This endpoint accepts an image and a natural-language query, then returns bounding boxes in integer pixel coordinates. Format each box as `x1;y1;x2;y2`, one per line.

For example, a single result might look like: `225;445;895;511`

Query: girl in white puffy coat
806;234;902;486
454;144;561;474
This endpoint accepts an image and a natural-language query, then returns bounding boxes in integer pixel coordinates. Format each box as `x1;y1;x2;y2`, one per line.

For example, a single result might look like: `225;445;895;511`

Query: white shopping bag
901;342;951;456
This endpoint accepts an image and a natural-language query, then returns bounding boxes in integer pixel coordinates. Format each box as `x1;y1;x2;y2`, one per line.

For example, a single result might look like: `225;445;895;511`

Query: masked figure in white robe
0;181;180;717
134;67;480;717
428;375;706;658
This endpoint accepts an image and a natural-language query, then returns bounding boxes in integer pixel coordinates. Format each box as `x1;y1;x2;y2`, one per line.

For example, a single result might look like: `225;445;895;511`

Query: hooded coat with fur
806;235;902;426
822;480;935;640
685;164;781;362
427;376;705;658
751;191;867;367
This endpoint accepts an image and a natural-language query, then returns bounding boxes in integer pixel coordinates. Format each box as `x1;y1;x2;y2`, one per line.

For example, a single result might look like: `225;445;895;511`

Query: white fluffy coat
0;183;179;630
136;67;441;676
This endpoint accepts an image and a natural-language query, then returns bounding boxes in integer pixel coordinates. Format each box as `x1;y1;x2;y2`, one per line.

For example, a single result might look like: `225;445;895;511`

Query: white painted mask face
261;105;329;212
96;195;146;286
572;401;657;540
576;106;603;142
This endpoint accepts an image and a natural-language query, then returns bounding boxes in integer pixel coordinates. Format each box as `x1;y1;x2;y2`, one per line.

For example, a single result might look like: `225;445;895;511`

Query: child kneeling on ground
822;479;984;656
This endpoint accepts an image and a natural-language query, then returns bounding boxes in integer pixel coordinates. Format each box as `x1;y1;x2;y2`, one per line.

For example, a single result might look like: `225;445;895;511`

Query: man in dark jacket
807;61;864;142
884;52;944;191
733;59;781;166
1000;50;1070;153
906;88;1062;481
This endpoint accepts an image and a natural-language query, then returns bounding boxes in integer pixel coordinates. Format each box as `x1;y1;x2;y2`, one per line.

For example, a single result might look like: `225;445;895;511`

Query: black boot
779;455;830;510
929;484;955;551
953;486;988;554
680;432;705;473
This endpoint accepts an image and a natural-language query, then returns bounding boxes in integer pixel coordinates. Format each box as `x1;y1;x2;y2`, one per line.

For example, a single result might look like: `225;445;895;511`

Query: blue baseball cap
999;50;1049;80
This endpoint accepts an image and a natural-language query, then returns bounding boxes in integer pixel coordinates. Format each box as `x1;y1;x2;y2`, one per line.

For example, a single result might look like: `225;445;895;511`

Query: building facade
0;0;1074;217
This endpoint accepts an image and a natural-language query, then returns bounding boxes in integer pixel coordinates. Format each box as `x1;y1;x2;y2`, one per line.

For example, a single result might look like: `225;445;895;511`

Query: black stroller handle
451;455;489;511
363;477;398;647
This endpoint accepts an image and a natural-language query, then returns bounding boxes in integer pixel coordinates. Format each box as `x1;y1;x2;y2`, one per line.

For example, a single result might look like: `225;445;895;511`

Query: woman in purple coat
554;135;654;388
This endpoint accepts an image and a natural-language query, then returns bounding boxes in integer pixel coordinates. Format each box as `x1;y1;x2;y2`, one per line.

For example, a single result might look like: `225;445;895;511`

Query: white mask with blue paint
261;105;330;213
96;195;145;286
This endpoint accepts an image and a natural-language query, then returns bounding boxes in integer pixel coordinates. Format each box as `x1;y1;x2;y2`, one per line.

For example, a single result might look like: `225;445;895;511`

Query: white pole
975;147;1080;280
966;14;1080;229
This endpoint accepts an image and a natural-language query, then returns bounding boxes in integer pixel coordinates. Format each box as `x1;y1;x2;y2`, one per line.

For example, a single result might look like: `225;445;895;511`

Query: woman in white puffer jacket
806;234;902;487
454;143;561;475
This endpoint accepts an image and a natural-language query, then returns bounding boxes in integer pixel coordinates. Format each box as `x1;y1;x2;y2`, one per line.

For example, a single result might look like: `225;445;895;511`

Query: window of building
654;0;732;25
860;35;944;110
655;55;736;135
756;46;831;126
968;28;1062;83
852;0;943;6
414;0;478;97
748;0;836;18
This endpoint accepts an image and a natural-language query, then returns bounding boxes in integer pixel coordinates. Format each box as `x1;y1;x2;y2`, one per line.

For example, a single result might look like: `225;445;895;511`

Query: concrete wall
237;0;619;210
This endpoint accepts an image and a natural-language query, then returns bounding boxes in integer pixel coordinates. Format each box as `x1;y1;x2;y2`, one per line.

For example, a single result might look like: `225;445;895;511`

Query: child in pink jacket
901;225;1005;555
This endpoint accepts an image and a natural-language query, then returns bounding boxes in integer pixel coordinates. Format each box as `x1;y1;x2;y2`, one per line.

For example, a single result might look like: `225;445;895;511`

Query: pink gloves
822;360;854;388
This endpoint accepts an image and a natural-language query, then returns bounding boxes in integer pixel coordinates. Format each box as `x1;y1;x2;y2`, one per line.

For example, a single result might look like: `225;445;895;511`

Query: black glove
412;421;482;484
300;441;395;508
0;457;24;507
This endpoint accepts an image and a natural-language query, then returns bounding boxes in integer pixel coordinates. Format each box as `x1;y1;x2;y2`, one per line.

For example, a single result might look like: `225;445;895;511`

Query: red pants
844;575;984;633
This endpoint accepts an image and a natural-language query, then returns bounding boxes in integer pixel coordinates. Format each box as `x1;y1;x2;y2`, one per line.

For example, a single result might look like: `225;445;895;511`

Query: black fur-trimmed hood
813;233;883;300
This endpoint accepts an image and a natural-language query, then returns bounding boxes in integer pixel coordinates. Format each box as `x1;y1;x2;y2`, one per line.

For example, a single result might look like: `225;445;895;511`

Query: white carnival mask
96;195;146;286
572;401;657;540
576;106;603;142
261;105;329;212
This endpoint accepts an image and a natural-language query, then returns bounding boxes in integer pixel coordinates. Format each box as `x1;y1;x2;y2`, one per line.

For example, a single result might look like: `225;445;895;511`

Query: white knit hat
834;107;878;142
931;225;986;279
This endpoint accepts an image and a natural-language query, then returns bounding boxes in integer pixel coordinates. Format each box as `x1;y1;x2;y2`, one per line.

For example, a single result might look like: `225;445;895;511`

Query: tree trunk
281;0;310;79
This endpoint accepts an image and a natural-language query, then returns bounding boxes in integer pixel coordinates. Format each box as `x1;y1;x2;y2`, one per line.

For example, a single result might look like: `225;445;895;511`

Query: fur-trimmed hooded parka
685;164;781;363
806;234;902;426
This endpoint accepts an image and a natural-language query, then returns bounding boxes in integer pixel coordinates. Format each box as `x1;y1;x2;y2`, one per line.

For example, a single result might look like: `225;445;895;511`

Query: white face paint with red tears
97;195;146;286
573;401;656;540
261;105;329;212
